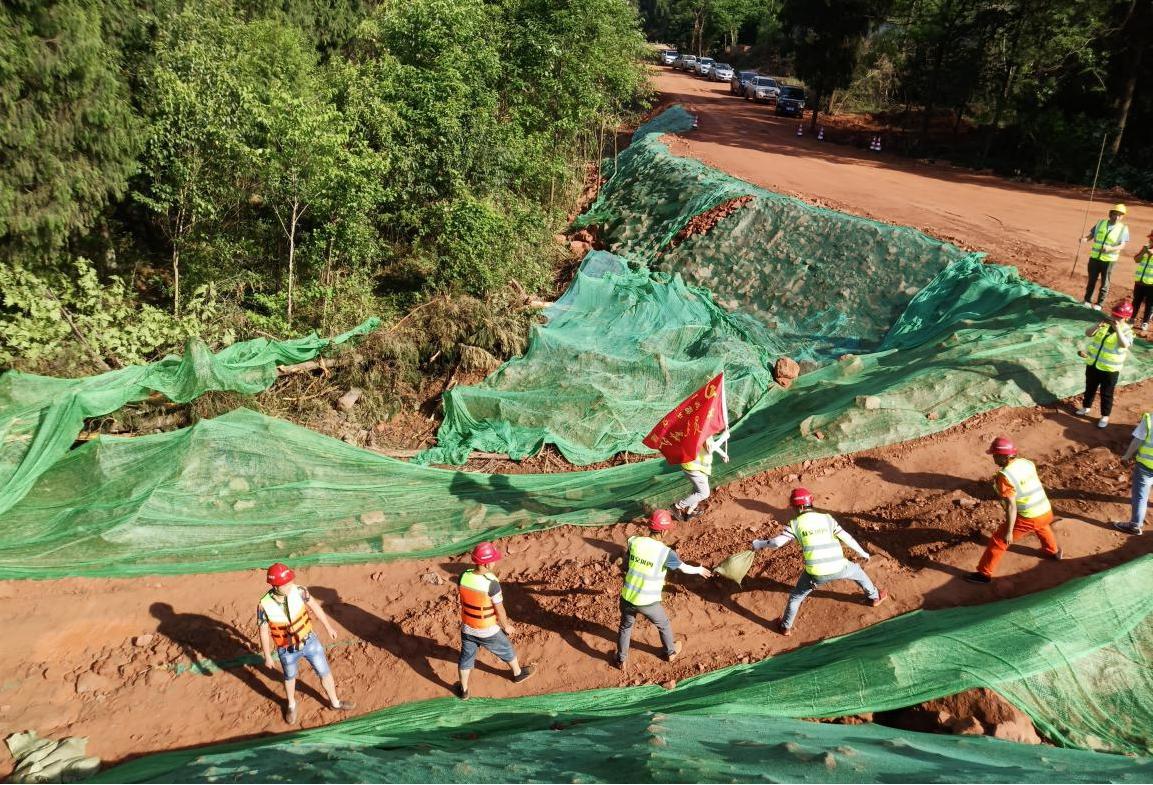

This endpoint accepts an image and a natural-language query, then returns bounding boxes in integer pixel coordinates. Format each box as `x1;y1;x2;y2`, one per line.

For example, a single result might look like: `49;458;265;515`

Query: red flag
643;372;730;465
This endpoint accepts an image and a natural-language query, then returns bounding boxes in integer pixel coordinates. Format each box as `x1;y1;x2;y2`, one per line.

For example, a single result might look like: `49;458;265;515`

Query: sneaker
1093;304;1102;311
1142;322;1149;331
1114;522;1143;535
512;665;536;684
1098;416;1110;428
612;656;628;672
1048;549;1063;560
777;618;793;637
870;589;889;607
1075;407;1091;416
284;704;298;724
673;507;688;522
329;699;356;712
964;571;992;584
1083;300;1093;308
453;683;470;700
665;640;684;662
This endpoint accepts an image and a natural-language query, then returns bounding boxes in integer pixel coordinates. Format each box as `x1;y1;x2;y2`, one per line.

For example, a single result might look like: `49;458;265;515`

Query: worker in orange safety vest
258;562;354;724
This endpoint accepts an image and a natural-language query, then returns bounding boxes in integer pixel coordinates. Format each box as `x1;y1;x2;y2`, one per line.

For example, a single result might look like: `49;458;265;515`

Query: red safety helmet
649;509;674;532
789;487;814;508
987;436;1017;456
266;562;295;587
1112;300;1135;319
471;541;501;565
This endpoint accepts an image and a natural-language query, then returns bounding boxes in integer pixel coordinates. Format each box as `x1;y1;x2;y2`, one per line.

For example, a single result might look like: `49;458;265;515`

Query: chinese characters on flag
642;372;730;465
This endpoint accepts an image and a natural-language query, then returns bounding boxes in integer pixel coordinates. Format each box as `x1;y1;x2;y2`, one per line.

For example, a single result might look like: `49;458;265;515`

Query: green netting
417;251;780;465
3;258;1151;579
93;558;1153;782
0;318;380;517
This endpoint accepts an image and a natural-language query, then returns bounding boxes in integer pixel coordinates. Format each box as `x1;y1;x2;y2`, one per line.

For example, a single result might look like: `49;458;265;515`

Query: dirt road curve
653;68;1153;301
5;72;1153;775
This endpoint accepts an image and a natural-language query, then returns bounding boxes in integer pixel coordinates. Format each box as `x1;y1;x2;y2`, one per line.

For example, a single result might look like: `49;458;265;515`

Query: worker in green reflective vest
752;487;887;636
1083;204;1130;309
1115;412;1153;536
614;510;712;671
1131;229;1153;331
1076;299;1135;429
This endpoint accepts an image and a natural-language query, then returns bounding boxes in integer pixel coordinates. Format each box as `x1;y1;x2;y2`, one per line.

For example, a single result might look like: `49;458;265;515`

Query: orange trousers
977;512;1058;577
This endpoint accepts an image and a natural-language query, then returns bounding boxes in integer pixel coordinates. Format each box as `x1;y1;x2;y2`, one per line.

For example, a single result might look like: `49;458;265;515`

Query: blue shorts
459;629;515;670
277;632;331;681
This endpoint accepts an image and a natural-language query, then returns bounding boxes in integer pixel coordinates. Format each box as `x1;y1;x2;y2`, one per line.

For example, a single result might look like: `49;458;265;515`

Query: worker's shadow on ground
308;587;500;691
149;602;323;704
582;537;623;558
697;574;792;632
501;579;664;661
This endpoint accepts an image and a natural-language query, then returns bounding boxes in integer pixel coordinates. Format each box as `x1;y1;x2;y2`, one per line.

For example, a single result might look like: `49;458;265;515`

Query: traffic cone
817;126;824;141
874;135;882;152
869;136;878;152
796;124;803;137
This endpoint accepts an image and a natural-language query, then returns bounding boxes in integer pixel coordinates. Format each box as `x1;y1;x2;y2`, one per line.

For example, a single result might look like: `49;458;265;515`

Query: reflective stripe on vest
459;569;498;629
260;587;313;649
1084;323;1132;372
787;511;849;577
1090;220;1126;262
1137;247;1153;285
681;444;714;475
621;536;669;605
1137;413;1153;471
999;458;1052;519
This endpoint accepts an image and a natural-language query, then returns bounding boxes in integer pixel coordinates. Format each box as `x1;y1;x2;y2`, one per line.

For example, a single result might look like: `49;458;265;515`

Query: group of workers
251;204;1153;722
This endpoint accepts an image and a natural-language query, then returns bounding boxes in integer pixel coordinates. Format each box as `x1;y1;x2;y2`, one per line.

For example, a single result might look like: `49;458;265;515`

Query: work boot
665;640;684;662
870;589;889;607
1114;522;1143;535
964;571;992;584
453;683;470;701
776;618;792;637
512;665;536;684
612;656;628;673
284;704;298;724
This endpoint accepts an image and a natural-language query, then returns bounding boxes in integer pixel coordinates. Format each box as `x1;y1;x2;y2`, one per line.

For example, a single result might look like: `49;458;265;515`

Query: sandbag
715;549;756;585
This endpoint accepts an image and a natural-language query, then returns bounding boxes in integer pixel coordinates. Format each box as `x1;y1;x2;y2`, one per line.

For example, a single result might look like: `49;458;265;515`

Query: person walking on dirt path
1083;204;1130;310
965;437;1061;584
1076;300;1135;429
615;510;713;670
454;541;534;700
258;562;354;724
1132;230;1153;331
674;434;722;521
1114;412;1153;536
751;488;887;636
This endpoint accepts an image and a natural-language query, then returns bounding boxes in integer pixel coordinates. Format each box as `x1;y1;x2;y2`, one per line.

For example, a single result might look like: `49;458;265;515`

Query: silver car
675;54;697;71
660;50;679;66
695;57;715;76
745;76;780;103
710;63;734;82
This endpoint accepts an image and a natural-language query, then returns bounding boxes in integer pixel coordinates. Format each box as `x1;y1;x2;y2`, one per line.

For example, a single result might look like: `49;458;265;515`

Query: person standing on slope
752;488;887;636
258;563;355;724
1114;411;1153;536
1077;300;1135;429
965;437;1061;584
673;433;724;521
1131;229;1153;331
454;541;535;700
615;510;713;670
1083;204;1130;309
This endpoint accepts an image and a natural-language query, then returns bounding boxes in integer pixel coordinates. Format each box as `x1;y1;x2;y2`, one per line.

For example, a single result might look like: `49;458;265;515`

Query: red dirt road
652;68;1153;302
5;72;1153;776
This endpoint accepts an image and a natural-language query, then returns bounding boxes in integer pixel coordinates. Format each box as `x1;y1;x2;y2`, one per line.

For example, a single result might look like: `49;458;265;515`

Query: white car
675;55;697;71
660;50;679;66
710;63;734;82
695;57;715;76
745;76;780;103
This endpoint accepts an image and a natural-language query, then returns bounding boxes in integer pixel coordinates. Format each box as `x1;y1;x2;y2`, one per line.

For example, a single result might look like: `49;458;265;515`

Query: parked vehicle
709;63;734;82
675;54;697;71
730;70;758;95
775;85;806;116
744;76;780;103
660;50;679;66
694;57;715;76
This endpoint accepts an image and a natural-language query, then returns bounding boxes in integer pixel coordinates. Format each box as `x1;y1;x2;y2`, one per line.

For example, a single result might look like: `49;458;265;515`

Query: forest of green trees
641;0;1151;193
0;0;648;381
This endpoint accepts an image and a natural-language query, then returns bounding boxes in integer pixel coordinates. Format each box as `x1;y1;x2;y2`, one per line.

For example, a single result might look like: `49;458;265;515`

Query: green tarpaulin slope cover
93;557;1153;782
2;259;1151;579
0;319;380;518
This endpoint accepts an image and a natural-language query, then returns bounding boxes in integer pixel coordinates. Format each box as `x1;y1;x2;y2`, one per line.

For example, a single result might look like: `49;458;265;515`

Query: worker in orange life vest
258;563;354;724
455;541;535;700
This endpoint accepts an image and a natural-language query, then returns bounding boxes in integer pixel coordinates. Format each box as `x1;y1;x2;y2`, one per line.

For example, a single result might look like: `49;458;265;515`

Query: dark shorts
459;629;515;670
277;632;331;681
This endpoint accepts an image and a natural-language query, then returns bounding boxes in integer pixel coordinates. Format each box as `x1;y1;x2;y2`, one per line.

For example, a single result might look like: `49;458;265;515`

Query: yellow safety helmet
1111;203;1128;215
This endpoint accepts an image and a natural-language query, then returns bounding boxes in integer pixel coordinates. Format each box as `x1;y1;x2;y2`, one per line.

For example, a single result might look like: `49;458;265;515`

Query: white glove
752;539;770;551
